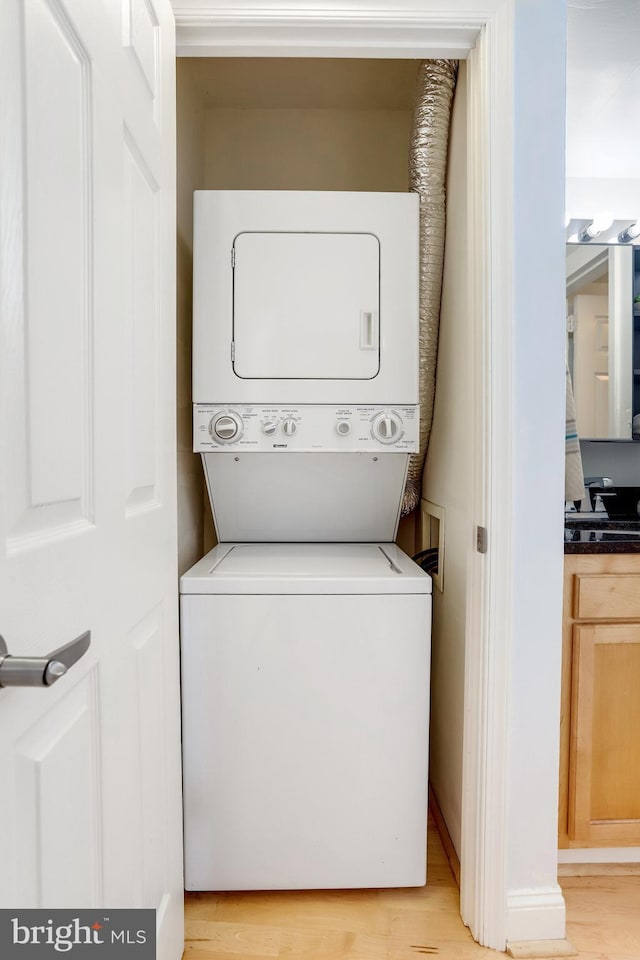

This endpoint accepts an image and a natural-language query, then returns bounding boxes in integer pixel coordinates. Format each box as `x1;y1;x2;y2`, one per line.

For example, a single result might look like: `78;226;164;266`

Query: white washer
180;542;432;891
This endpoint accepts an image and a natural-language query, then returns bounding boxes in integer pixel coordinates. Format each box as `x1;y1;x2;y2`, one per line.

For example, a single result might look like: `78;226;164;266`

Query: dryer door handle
360;310;377;350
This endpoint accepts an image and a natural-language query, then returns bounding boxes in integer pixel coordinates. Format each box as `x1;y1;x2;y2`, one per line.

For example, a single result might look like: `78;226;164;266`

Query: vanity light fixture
618;220;640;243
578;214;614;242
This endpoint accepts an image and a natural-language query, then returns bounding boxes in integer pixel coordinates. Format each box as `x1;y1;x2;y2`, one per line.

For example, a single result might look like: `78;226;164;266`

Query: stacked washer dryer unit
181;191;432;892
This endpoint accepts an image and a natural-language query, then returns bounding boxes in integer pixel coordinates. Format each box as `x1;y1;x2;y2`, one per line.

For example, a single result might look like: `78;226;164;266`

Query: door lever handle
0;630;91;688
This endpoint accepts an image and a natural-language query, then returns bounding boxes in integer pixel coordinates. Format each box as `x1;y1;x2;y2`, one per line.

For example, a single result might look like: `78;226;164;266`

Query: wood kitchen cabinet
560;554;640;847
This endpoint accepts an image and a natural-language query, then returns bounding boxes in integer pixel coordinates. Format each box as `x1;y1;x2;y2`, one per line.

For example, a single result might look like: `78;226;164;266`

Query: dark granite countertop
564;517;640;554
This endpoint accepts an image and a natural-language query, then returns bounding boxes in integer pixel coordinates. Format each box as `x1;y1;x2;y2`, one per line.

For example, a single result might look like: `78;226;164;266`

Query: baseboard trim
506;887;566;943
428;785;461;888
506;939;577;959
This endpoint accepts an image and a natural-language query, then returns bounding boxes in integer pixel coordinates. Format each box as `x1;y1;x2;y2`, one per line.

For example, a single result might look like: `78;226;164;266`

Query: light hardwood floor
184;821;640;959
562;874;640;960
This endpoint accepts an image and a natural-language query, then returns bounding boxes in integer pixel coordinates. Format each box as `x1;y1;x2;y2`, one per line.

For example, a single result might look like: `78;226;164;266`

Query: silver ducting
402;59;459;516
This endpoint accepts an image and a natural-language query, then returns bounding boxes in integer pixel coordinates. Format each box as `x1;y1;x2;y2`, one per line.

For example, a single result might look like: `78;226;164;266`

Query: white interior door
0;1;183;958
573;294;609;437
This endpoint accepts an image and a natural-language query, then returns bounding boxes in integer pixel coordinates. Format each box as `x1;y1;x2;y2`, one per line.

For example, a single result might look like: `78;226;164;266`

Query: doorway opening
175;51;471;945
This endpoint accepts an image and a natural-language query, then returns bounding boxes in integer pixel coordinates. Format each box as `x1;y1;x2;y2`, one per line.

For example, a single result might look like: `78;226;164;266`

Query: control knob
209;412;243;443
261;421;278;436
282;418;298;436
336;421;351;436
371;411;403;445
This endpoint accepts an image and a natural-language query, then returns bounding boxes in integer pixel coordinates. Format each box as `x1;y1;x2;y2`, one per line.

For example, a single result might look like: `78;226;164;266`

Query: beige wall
421;62;468;854
204;107;411;192
178;58;421;559
177;61;416;561
177;61;206;575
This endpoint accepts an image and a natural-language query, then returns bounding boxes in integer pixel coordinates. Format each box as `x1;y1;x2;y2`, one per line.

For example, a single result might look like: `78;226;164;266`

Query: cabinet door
569;622;640;843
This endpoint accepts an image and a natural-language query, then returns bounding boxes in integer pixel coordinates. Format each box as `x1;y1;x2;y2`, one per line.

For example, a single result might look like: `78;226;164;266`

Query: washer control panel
194;404;419;452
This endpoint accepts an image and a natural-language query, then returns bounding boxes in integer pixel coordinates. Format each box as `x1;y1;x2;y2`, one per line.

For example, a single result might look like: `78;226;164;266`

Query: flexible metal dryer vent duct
402;59;459;516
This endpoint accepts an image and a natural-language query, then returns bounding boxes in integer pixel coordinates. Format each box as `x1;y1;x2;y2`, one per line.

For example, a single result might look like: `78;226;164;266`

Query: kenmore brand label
0;910;155;959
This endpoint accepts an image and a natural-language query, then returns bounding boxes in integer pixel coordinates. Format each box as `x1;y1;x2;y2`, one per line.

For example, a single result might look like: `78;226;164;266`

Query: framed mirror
566;242;640;440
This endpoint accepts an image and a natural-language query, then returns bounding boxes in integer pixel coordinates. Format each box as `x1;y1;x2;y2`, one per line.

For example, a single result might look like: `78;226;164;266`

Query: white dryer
180;543;432;891
192;189;420;544
193;190;419;407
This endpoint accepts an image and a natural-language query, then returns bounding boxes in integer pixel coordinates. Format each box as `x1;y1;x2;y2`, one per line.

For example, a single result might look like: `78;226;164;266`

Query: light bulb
618;221;640;243
578;214;614;242
591;213;614;233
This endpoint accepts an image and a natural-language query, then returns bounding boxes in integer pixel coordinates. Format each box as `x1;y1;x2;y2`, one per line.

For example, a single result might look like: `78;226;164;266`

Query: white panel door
573;294;609;438
233;232;380;379
0;1;183;958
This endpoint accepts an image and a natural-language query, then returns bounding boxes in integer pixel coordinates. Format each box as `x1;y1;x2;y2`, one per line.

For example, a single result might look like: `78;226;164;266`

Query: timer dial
209;411;243;443
371;411;403;445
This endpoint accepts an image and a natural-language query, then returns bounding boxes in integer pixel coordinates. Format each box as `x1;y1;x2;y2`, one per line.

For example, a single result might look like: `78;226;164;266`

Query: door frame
171;0;568;949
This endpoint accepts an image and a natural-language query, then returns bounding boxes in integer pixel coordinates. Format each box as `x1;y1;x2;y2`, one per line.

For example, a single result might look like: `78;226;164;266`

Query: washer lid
180;543;432;595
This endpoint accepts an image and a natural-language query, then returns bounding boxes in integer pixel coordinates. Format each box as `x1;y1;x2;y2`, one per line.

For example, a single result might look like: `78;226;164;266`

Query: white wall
421;61;468;855
566;0;640;185
566;177;640;221
177;61;206;575
505;0;567;937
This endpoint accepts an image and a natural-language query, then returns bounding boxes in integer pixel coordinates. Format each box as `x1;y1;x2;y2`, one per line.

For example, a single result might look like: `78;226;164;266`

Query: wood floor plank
376;884;460;912
208;890;392;935
388;907;481;945
276;926;359;959
185;920;280;957
184;951;274;960
561;918;640;957
564;954;640;960
561;874;640;958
